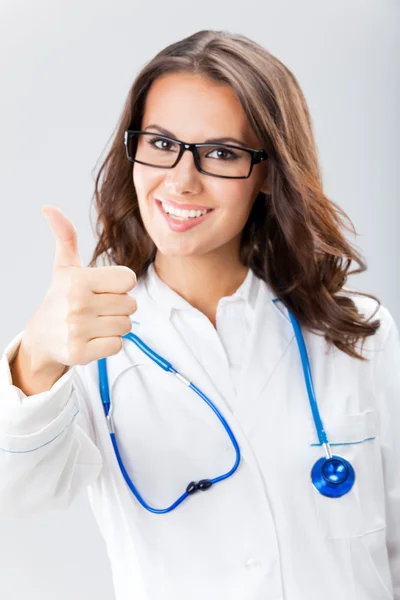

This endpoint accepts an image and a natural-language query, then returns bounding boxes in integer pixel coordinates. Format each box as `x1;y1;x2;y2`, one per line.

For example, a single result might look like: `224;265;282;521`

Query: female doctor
1;29;399;600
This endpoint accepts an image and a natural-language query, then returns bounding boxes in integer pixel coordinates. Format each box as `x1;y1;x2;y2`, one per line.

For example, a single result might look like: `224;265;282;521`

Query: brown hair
88;29;381;361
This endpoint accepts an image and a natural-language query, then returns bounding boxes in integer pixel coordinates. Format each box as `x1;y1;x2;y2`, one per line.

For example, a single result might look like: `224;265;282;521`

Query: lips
155;197;213;211
155;197;214;233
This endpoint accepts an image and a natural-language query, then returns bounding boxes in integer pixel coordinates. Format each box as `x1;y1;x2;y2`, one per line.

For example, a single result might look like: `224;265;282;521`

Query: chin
152;235;209;258
155;243;203;258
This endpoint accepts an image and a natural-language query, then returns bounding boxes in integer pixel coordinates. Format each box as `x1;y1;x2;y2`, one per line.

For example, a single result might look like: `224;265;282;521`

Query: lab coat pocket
310;409;387;540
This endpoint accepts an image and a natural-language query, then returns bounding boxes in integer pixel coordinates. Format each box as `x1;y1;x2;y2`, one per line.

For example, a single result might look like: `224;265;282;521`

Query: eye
148;136;178;152
206;147;239;160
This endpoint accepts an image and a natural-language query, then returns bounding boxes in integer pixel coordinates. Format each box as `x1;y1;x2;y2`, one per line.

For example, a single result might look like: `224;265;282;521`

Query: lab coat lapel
132;279;295;424
130;290;237;436
234;284;295;417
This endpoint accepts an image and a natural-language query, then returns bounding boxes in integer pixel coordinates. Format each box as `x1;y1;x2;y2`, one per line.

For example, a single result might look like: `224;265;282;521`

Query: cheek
132;171;165;236
216;182;256;221
132;165;159;206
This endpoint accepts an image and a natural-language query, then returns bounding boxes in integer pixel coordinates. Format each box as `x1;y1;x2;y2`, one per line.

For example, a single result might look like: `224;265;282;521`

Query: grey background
0;0;398;598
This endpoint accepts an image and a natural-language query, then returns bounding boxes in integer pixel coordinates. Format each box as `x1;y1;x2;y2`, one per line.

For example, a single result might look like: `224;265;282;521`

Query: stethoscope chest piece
311;456;355;498
98;302;359;512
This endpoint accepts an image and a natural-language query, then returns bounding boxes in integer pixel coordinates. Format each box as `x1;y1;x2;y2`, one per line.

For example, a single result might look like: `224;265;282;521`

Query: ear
260;178;270;195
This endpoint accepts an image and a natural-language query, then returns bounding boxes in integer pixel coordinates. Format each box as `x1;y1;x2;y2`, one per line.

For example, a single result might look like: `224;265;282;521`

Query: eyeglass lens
127;132;252;177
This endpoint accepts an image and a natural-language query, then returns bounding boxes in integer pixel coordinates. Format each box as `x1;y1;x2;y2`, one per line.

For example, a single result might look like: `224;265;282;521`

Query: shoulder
341;287;395;347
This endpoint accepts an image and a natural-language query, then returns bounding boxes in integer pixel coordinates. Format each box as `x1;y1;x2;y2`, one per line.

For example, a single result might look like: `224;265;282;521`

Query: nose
164;146;201;193
176;145;198;171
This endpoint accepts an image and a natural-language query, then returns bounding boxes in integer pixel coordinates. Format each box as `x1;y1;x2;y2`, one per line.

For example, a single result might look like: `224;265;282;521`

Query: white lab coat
0;263;399;600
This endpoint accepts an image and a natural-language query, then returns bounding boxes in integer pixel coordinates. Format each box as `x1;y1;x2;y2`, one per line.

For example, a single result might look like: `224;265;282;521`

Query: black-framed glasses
124;130;268;179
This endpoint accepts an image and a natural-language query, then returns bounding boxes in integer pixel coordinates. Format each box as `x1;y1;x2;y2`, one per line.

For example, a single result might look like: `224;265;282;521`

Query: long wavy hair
88;29;381;361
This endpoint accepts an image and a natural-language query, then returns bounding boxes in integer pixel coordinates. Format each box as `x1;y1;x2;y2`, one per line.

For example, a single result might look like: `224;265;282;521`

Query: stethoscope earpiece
311;456;355;498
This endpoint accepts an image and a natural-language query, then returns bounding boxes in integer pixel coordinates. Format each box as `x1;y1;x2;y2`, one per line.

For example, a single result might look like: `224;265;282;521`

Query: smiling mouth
157;199;214;221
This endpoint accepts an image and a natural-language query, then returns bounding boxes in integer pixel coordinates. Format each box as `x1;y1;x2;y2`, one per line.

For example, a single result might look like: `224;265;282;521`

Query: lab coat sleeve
0;330;103;518
373;308;400;598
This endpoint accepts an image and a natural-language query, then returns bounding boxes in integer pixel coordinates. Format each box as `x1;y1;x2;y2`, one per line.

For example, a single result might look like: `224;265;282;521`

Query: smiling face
132;72;269;260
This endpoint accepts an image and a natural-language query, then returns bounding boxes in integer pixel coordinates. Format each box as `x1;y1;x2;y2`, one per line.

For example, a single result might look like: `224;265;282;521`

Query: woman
1;29;399;600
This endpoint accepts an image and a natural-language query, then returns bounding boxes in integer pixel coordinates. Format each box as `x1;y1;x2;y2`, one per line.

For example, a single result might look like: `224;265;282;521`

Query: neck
153;245;249;327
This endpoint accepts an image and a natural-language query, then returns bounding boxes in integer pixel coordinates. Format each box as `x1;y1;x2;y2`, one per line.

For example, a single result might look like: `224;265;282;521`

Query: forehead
141;72;258;146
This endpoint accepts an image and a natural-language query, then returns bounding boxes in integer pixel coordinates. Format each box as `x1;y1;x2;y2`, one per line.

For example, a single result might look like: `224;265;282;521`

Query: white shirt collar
142;261;262;320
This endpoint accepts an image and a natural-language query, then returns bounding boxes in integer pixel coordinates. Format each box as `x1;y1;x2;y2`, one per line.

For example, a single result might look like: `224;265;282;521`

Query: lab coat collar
122;264;295;436
143;260;258;320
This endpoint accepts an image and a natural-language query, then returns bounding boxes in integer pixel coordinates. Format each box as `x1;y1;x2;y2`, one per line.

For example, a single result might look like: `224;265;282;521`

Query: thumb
41;205;82;269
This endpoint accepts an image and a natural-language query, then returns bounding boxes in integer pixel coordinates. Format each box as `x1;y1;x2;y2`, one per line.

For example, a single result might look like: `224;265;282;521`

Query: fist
23;206;137;369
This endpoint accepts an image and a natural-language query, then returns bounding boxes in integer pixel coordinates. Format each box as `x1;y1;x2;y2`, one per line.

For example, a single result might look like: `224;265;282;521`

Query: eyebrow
143;124;248;147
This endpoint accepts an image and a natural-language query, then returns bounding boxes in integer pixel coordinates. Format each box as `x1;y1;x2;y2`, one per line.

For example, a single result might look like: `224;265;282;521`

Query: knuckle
128;296;137;314
110;337;123;355
68;298;84;316
67;320;83;338
123;316;132;333
121;266;136;289
68;292;90;316
67;340;82;363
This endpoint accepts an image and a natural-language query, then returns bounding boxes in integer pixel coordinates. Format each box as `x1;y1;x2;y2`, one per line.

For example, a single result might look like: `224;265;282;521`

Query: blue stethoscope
97;306;355;514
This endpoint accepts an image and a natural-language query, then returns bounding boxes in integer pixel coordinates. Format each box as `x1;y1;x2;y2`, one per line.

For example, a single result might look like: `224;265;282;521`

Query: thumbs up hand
22;206;137;372
43;204;83;269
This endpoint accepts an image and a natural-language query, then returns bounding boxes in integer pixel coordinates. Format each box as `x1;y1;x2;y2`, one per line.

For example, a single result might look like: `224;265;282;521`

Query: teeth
161;202;210;220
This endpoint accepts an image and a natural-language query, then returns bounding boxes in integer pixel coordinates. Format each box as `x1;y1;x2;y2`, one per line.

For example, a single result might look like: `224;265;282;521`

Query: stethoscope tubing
98;333;241;514
287;312;331;457
98;304;355;512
